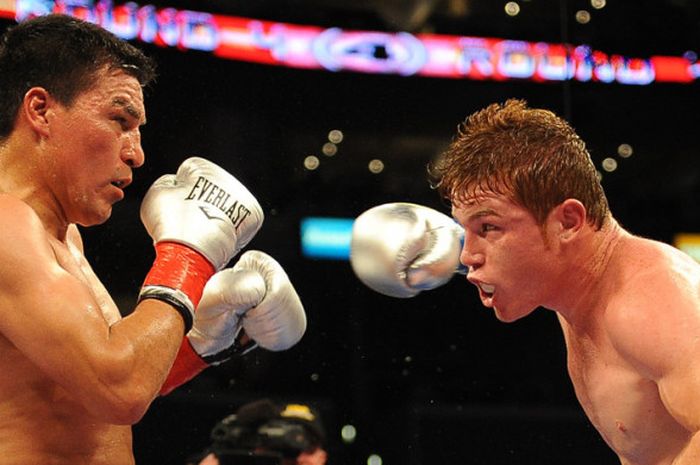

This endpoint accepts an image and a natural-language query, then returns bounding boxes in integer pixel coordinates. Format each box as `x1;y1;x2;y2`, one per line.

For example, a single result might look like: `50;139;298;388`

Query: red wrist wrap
159;338;208;396
140;241;216;331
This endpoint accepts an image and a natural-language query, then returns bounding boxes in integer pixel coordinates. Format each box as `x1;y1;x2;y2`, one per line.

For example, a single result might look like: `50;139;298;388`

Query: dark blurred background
3;1;700;463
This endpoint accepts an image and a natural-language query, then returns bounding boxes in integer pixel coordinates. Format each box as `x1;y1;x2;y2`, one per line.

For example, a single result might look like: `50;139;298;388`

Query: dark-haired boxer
0;15;305;465
351;100;700;465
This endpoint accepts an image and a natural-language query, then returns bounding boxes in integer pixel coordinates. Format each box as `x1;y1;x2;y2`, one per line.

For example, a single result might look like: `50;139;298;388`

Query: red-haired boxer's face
43;66;145;226
452;190;561;322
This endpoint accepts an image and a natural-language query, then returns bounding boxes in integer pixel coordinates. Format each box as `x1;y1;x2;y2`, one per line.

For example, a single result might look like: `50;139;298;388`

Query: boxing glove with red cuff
138;157;264;331
160;250;307;395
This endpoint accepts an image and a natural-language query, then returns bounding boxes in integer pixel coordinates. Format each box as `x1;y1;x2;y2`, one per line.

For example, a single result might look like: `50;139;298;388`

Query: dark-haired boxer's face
44;66;145;226
452;191;559;322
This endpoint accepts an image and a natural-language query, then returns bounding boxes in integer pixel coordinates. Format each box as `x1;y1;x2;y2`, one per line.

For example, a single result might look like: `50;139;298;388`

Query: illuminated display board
300;217;353;260
2;0;698;85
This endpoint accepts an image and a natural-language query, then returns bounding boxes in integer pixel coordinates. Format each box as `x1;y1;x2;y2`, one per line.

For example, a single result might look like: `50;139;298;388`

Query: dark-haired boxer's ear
23;87;52;137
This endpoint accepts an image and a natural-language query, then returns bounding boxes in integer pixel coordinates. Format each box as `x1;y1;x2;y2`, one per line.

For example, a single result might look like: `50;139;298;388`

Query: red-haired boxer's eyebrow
467;208;501;222
451;207;500;228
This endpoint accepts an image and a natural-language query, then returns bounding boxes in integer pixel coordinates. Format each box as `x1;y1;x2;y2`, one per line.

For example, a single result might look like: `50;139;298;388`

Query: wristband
159;335;257;396
139;241;216;332
159;338;208;396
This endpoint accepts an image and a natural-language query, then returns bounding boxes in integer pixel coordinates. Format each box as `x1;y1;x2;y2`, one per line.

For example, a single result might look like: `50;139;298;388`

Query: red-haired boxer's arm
160;250;307;395
605;265;700;464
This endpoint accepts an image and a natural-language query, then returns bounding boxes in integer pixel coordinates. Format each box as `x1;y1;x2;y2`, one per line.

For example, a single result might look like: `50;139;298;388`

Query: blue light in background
300;217;354;260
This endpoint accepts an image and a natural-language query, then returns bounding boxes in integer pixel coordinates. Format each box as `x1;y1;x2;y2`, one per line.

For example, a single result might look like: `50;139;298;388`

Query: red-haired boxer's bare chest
564;331;689;465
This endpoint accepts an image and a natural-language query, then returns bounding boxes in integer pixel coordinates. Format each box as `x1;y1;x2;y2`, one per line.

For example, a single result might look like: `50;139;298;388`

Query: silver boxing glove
140;157;264;270
350;202;465;298
187;250;307;364
139;157;264;330
233;250;307;351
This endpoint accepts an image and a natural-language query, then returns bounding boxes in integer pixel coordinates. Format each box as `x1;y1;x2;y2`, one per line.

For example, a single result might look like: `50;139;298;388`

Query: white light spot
341;424;357;443
617;143;633;158
576;10;591;23
328;129;344;144
504;2;520;16
602;157;618;172
304;155;320;170
322;142;338;157
368;159;384;174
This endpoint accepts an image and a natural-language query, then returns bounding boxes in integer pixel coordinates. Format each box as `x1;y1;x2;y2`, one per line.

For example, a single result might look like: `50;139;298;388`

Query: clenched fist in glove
350;202;465;298
160;250;306;395
138;157;264;331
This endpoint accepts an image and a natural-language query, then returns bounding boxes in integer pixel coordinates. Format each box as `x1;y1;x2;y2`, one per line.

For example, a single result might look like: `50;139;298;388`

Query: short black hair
0;14;156;139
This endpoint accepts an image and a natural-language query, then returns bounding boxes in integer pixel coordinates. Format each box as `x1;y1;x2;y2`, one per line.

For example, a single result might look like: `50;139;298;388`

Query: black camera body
210;413;317;464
